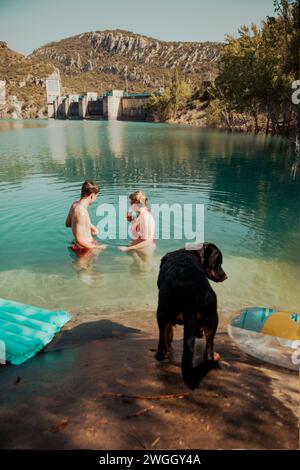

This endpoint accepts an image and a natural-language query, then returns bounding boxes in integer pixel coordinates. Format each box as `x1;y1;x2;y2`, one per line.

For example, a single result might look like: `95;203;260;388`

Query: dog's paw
213;352;222;362
155;351;166;361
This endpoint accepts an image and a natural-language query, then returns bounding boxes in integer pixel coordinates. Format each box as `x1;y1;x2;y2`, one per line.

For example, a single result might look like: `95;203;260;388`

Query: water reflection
107;120;125;158
46;123;67;163
68;246;103;285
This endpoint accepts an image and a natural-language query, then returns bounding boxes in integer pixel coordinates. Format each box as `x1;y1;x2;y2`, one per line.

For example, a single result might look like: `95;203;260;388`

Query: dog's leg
155;311;169;361
195;312;203;339
203;329;215;361
196;328;203;339
203;309;219;361
166;324;174;349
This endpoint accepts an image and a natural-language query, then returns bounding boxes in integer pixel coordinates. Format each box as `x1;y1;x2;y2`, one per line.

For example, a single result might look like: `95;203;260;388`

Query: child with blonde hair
119;191;156;268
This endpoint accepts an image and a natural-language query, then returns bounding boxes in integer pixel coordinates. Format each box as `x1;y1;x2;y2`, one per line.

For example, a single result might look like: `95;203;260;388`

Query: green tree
146;70;192;121
213;0;299;155
215;24;265;133
273;0;300;174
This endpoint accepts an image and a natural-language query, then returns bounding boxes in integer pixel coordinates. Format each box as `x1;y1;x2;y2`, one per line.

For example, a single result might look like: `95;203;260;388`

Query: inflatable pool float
228;307;300;371
0;298;71;365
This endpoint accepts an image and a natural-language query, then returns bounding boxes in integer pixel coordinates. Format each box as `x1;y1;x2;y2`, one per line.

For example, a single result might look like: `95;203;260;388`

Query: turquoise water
0;119;299;325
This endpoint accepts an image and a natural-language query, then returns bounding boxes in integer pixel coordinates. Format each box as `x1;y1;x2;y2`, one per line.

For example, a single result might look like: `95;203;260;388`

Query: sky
0;0;276;55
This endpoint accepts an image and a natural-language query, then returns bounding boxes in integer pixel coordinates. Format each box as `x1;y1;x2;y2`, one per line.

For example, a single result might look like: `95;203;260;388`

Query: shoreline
0;312;298;450
0;116;289;136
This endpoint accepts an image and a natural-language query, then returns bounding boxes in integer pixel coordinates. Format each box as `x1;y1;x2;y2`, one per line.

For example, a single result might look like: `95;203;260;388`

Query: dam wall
50;90;156;121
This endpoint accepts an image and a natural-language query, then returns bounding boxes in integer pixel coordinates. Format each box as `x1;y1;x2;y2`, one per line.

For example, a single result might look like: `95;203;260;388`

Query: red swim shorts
69;241;98;256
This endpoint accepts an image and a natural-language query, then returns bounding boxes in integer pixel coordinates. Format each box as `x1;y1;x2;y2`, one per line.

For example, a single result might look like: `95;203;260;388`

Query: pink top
131;207;155;241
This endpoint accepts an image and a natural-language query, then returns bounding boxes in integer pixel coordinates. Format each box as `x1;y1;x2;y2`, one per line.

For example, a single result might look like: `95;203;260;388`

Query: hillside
0;31;222;118
0;41;56;118
30;29;222;93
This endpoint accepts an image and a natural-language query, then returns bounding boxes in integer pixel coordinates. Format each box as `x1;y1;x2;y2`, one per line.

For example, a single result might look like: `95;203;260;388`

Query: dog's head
194;243;227;283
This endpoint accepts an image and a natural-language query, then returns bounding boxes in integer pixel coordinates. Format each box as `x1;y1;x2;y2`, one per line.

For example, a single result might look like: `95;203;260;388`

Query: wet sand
0;312;299;450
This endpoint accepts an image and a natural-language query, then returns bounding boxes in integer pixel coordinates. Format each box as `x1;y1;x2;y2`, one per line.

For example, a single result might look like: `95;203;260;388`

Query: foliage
207;0;300;174
213;15;297;135
273;0;300;174
146;70;192;121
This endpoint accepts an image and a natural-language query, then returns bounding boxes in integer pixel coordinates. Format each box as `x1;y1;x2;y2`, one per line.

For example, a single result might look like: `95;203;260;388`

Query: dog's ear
194;242;206;265
207;246;221;269
197;243;220;268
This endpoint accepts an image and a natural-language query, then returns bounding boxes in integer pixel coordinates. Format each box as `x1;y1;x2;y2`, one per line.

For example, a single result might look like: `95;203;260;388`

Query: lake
0;119;299;326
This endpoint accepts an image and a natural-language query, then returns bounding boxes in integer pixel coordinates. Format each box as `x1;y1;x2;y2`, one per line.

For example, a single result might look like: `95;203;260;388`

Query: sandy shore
0;312;299;450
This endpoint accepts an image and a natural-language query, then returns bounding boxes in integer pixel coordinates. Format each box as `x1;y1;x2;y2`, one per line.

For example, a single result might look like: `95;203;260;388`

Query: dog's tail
182;309;218;390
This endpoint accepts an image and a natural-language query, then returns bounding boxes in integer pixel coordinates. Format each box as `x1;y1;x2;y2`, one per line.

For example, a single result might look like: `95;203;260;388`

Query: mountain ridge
0;29;223;118
30;29;222;91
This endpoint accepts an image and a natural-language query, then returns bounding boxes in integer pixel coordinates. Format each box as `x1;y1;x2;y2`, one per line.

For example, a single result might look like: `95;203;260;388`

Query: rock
29;29;222;90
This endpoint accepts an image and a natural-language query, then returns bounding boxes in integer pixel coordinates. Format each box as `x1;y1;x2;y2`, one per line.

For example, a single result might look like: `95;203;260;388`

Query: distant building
0;80;6;106
46;72;61;102
46;72;61;118
48;87;156;121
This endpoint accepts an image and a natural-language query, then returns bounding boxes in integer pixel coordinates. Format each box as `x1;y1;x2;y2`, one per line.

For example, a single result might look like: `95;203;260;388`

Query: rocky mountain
0;30;222;118
30;30;222;93
0;41;56;118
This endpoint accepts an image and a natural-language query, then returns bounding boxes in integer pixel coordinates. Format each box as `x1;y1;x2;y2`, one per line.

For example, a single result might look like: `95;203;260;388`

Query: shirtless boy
66;180;106;253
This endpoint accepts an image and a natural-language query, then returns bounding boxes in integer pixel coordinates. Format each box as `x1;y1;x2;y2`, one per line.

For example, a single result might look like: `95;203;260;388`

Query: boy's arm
90;224;99;235
65;207;72;227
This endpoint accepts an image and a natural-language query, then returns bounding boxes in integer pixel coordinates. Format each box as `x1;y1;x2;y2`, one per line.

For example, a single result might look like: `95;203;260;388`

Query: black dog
155;243;227;389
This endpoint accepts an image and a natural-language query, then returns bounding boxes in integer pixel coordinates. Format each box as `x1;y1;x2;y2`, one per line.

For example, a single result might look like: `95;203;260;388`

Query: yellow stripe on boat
262;311;300;340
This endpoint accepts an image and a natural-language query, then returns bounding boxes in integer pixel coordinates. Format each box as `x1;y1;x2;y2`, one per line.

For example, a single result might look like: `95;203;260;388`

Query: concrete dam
48;89;157;121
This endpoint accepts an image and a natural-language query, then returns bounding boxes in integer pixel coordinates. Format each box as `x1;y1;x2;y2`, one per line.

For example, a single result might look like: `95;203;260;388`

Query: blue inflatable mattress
0;298;71;365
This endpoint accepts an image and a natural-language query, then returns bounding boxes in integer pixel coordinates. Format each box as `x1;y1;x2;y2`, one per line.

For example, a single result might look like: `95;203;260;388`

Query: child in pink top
118;191;156;268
